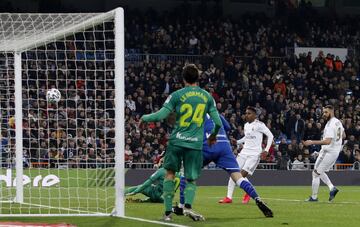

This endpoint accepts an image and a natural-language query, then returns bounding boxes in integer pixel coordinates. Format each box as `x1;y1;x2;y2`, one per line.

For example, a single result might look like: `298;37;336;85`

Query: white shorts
314;150;339;174
236;153;260;175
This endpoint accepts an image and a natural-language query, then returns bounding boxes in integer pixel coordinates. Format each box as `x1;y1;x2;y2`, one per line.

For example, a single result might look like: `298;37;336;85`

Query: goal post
0;8;124;217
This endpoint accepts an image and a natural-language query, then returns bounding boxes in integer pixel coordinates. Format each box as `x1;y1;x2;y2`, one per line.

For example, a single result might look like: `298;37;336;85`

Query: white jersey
322;117;344;153
237;120;274;156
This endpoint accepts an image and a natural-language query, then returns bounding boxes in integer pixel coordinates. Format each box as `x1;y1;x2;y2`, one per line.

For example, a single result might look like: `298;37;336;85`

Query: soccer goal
0;8;125;217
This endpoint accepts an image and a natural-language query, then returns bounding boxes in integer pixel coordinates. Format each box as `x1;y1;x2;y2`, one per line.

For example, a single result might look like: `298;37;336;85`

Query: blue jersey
178;115;239;205
202;114;239;173
203;114;231;145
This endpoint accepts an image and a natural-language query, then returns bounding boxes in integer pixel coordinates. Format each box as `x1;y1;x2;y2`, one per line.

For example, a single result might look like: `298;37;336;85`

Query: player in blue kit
173;113;273;218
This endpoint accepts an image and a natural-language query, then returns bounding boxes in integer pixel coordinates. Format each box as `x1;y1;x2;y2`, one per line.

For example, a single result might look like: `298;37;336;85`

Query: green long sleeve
209;110;222;136
133;168;166;194
141;107;172;122
133;179;153;194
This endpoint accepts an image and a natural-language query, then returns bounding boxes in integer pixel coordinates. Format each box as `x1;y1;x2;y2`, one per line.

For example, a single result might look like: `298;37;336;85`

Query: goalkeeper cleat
218;197;232;203
183;208;205;221
305;196;318;202
329;187;339;202
172;206;184;215
255;198;273;218
242;193;251;204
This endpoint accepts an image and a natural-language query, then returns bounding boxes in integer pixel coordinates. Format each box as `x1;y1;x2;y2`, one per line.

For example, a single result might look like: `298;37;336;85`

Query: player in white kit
303;105;345;202
219;106;274;204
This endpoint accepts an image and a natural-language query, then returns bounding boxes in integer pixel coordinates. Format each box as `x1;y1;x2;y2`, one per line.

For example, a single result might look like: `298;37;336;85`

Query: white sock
312;172;320;199
320;173;334;190
226;177;237;199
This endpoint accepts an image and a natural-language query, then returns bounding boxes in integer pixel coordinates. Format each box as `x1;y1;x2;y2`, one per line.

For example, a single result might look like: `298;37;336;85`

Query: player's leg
320;172;334;191
239;155;251;204
183;148;205;221
230;155;259;200
219;153;246;203
307;170;320;201
307;151;326;201
319;153;339;201
215;146;272;216
172;176;186;216
320;172;339;201
179;175;186;207
162;145;182;220
231;156;273;217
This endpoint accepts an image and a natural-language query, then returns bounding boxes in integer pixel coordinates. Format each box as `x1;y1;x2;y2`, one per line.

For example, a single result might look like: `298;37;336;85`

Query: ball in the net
47;88;61;103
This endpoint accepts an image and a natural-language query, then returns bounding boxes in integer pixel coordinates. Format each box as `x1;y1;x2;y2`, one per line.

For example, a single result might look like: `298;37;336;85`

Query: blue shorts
202;142;240;174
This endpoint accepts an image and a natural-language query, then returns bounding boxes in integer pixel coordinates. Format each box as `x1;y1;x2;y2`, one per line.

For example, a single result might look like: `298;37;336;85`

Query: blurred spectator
292;154;306;170
276;150;290;170
1;7;360;169
353;150;360;170
292;114;305;143
339;146;355;164
274;77;286;96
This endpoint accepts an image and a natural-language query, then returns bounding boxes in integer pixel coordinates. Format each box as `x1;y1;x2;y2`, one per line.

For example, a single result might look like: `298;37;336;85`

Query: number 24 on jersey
179;104;205;127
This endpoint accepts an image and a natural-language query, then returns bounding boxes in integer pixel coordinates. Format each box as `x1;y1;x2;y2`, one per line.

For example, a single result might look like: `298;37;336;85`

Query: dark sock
239;180;259;199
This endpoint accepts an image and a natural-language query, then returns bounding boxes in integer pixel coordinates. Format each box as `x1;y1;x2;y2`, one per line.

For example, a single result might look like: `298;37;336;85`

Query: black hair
324;105;334;110
182;64;199;84
246;106;257;113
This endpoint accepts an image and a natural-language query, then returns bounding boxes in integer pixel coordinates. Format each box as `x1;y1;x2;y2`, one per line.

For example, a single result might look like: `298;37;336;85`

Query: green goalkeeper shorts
163;144;202;181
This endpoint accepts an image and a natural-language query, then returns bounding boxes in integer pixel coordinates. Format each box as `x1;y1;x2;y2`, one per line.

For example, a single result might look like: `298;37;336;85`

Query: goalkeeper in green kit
139;64;222;221
125;166;181;203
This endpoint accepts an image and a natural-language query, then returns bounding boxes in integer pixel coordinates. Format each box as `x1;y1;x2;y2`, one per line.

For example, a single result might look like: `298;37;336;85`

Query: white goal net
0;8;124;216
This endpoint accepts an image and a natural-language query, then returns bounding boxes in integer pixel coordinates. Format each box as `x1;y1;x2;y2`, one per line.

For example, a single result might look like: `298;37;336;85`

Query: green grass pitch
1;185;360;227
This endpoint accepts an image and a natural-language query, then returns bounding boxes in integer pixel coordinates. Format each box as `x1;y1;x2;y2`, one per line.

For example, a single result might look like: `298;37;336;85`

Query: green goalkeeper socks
184;181;196;206
163;179;175;212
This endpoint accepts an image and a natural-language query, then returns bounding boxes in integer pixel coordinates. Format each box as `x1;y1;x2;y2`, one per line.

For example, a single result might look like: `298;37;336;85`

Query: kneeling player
125;166;181;203
174;113;273;218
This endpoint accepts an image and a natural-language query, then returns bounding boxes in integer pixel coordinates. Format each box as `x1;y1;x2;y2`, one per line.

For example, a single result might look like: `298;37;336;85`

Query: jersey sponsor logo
176;132;199;142
0;169;60;187
205;132;226;139
245;132;256;139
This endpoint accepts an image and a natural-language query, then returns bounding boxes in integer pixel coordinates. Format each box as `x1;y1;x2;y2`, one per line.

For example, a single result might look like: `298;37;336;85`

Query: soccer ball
47;88;61;103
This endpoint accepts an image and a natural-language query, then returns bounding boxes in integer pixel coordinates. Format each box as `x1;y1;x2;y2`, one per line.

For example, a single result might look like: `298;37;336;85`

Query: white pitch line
20;202;105;215
124;216;190;227
262;197;360;205
207;196;360;205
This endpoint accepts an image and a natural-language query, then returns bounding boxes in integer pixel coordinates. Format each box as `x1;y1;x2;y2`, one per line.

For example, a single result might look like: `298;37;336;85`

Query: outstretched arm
127;168;165;195
141;107;172;122
141;93;176;123
130;178;154;194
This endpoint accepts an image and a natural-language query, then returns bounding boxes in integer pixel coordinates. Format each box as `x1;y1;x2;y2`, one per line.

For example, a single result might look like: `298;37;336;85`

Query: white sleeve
237;137;245;145
258;124;274;152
